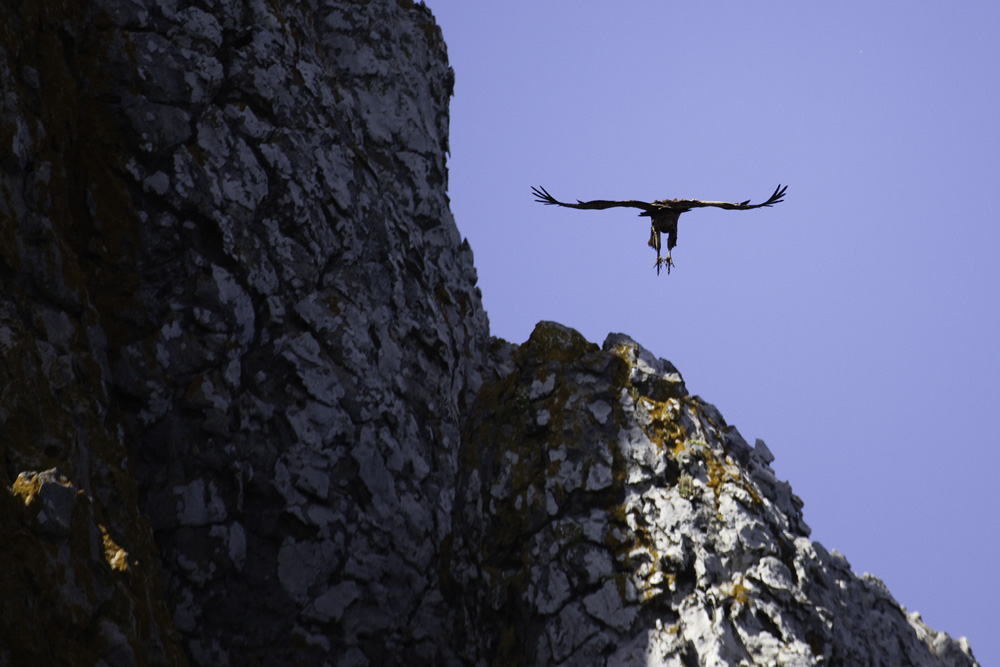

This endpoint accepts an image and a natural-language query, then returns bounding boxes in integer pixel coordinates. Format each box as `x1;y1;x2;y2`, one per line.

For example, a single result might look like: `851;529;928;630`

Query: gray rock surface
453;322;977;666
0;1;979;666
2;0;485;664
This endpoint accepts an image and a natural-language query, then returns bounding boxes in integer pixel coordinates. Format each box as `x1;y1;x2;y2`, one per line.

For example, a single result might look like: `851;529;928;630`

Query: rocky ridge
454;322;976;666
0;1;979;665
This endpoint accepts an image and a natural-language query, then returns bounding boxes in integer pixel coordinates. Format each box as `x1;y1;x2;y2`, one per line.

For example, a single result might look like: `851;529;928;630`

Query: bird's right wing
532;186;658;214
675;184;788;211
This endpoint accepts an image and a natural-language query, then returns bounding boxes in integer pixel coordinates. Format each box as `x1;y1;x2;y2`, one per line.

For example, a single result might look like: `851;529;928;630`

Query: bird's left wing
532;186;658;214
673;184;787;211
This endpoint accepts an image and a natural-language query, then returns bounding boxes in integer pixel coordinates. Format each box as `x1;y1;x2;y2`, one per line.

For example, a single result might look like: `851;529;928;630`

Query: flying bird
532;184;787;274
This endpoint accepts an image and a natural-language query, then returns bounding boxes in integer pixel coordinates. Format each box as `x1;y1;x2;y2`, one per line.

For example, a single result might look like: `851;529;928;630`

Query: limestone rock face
0;1;979;666
2;0;486;664
452;322;978;666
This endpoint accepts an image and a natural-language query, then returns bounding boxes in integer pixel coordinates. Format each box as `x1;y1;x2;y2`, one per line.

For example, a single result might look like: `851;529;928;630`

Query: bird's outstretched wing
532;183;786;276
671;184;787;211
532;186;659;214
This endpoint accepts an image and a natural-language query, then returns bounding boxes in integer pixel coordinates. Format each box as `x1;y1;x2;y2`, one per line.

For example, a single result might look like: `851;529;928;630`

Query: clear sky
426;2;999;664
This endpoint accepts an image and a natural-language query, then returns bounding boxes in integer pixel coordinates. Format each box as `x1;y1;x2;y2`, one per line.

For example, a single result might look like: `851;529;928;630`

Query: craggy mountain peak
454;322;976;665
0;1;978;665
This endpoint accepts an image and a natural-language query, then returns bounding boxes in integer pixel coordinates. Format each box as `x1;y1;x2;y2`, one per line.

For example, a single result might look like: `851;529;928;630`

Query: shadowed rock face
2;1;487;664
0;2;979;667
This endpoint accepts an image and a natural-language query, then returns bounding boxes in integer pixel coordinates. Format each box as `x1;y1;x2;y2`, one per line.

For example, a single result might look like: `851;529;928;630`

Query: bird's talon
654;255;675;275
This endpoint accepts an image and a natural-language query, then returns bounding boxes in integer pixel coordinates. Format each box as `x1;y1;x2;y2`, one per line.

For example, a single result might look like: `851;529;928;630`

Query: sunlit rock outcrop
452;321;977;666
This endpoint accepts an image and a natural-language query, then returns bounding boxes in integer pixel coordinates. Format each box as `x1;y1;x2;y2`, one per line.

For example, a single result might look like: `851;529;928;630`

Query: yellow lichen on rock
100;525;129;573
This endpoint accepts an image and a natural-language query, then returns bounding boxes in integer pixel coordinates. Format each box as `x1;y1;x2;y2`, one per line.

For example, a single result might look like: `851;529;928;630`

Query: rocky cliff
0;1;979;666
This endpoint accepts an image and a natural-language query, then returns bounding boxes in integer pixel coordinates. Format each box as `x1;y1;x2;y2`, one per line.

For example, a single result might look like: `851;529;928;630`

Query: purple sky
427;2;999;664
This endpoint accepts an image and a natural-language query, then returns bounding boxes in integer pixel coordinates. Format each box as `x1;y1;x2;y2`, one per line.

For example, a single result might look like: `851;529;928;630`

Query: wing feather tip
532;185;558;205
